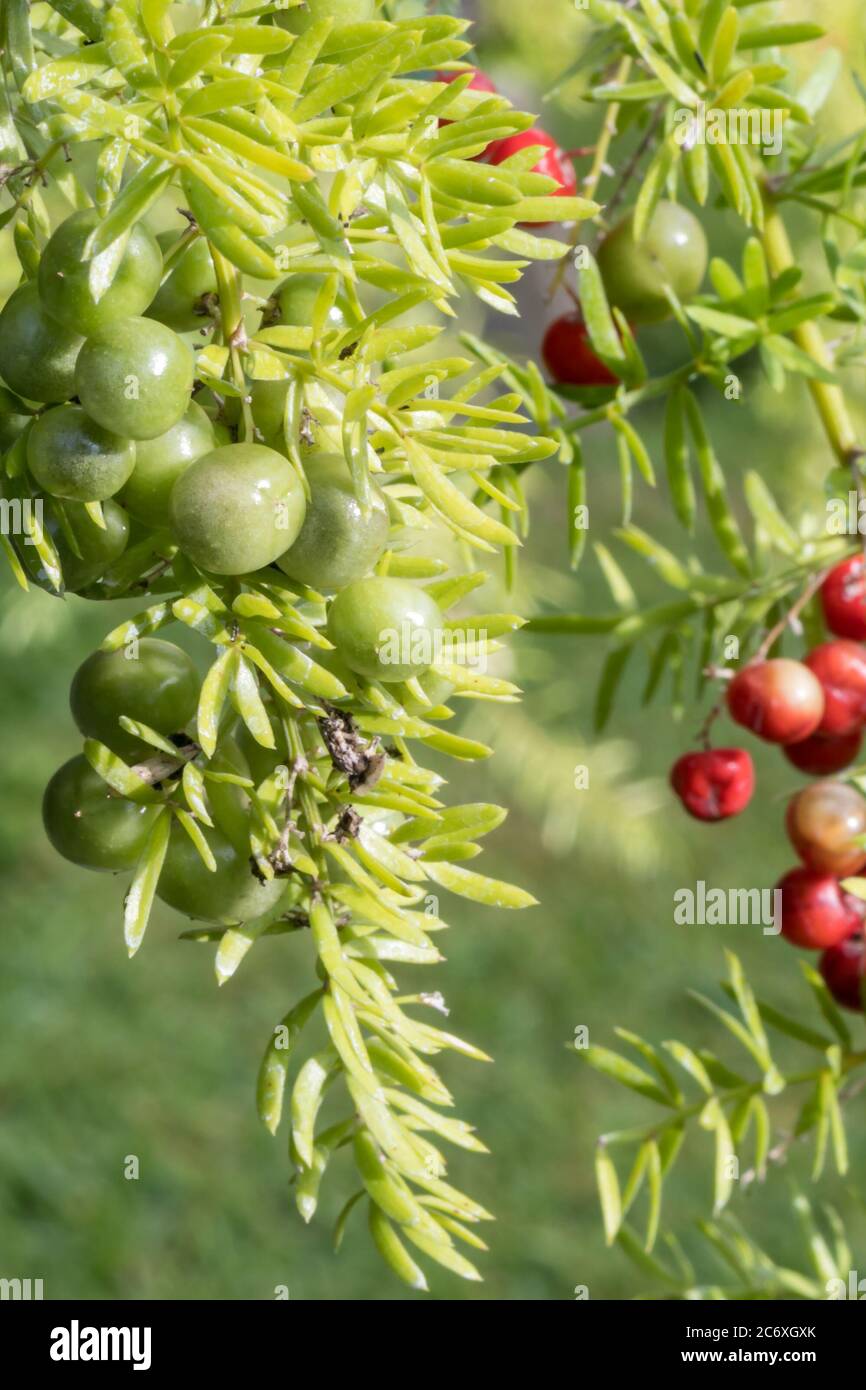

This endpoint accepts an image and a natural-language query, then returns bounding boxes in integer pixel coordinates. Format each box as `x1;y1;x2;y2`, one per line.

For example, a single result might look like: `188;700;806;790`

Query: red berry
784;728;862;776
670;747;755;822
775;867;865;950
821;556;866;641
804;640;866;736
486;128;577;226
435;67;497;95
541;314;619;388
726;659;824;745
785;780;866;877
819;933;866;1011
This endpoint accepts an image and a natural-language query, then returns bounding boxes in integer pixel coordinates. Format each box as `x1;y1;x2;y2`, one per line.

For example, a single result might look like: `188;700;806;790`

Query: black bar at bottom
0;1295;860;1373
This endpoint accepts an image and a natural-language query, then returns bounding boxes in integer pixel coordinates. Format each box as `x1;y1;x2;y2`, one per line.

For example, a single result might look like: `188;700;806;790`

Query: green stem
564;363;700;434
601;1051;866;1151
548;54;632;299
761;197;861;464
526;541;854;635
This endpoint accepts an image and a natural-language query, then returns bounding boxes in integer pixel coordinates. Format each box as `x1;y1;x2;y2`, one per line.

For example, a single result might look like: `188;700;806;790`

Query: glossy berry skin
274;273;348;334
205;735;256;852
820;556;866;641
156;823;287;925
670;748;755;822
0;383;33;453
56;498;130;592
27;405;135;503
170;442;306;575
75;316;194;442
276;453;389;591
43;755;159;872
250;379;291;442
0;281;83;404
541;314;619;387
120;401;216;528
786;780;866;877
597;201;708;324
70;638;200;761
10;490;128;595
277;0;375;33
486;128;577;224
726;659;824;745
328;576;442;683
38;209;162;336
775;866;864;950
435;67;497;95
147;233;217;333
819;934;866;1011
804;640;866;737
785;728;862;777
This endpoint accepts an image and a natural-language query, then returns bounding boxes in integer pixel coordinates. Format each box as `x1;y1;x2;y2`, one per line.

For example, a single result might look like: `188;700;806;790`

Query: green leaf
800;962;852;1049
595;1146;622;1246
404;437;517;548
737;23;825;50
685;305;758;339
180;78;265;118
594;645;633;733
577;252;629;374
197;647;239;758
123;810;171;958
763;334;838;383
292;1051;338;1170
83;740;161;804
424;860;536;909
664;387;695;531
167;33;232;89
293;30;422;121
368;1203;428;1291
614;526;690;589
699;1097;736;1214
683;391;751;577
743;472;800;556
583;1046;673;1105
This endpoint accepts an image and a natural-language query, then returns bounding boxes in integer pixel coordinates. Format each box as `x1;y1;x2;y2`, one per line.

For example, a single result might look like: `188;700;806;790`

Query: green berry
170;442;306;575
327;576;441;682
0;382;33;453
597;200;708;324
75;316;194;441
70;637;200;761
56;498;131;592
147;233;218;333
205;734;256;852
0;281;83;403
27;405;135;502
38;209;162;336
120;400;216;527
249;379;290;442
43;755;160;872
156;822;287;924
273;273;349;332
277;452;388;591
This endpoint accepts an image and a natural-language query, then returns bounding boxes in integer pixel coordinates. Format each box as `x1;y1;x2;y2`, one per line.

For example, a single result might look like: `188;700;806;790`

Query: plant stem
548;54;632;300
761;197;861;465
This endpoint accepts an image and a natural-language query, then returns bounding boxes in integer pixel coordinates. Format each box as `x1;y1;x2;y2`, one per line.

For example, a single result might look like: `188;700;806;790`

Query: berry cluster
0;0;593;1286
671;555;866;1014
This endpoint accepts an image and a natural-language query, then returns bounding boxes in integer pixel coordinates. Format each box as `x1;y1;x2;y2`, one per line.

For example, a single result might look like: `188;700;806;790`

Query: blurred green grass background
2;0;866;1301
